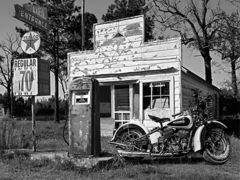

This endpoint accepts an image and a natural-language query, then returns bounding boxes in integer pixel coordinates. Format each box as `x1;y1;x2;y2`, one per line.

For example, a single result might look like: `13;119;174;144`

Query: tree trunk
54;30;60;124
7;85;11;116
231;60;238;96
201;50;212;84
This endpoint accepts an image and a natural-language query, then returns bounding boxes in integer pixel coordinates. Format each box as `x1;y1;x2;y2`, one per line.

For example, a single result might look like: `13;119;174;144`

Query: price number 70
19;69;34;92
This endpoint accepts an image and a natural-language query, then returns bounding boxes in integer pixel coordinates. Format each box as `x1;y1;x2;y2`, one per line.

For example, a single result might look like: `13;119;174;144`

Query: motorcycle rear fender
110;121;152;143
193;120;227;152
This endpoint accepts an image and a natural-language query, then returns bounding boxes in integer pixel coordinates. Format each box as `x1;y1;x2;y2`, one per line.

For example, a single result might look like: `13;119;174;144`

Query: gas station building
68;15;219;132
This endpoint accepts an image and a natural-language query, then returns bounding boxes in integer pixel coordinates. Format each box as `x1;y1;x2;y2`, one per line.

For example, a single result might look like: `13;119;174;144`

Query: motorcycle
109;96;231;164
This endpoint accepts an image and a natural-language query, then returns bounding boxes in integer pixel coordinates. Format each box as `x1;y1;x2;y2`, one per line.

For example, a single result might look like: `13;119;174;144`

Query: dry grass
0;120;239;180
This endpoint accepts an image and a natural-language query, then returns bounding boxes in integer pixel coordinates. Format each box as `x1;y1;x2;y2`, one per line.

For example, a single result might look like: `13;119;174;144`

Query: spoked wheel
203;128;231;164
117;129;149;162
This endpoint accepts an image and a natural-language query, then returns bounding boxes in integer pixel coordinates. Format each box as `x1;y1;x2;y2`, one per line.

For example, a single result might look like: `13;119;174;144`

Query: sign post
13;57;50;151
13;3;49;152
32;95;36;151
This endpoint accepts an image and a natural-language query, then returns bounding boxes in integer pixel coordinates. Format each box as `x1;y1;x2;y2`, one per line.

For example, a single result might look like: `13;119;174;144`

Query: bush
219;88;240;115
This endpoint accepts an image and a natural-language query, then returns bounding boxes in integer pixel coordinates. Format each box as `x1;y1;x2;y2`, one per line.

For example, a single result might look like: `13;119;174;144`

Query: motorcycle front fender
110;121;152;143
193;120;227;152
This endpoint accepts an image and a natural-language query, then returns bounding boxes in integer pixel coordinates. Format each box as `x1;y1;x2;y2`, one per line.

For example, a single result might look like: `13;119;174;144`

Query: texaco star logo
21;31;41;54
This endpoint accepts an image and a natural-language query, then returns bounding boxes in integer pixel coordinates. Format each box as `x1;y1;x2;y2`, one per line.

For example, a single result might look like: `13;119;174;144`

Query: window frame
143;81;170;109
139;76;175;121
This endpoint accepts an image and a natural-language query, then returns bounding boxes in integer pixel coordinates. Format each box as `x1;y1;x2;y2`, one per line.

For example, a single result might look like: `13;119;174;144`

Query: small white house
68;15;219;131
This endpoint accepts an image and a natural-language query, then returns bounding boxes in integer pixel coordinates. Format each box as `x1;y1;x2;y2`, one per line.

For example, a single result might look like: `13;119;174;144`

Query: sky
0;0;113;97
0;0;234;97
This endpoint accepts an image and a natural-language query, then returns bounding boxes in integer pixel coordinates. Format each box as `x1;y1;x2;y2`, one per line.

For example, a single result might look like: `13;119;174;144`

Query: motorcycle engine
157;129;189;153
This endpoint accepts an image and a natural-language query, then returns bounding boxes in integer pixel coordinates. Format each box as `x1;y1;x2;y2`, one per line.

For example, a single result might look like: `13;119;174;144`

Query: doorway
114;84;130;129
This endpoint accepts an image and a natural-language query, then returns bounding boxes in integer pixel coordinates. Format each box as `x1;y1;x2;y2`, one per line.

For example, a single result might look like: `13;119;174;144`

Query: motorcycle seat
148;115;170;123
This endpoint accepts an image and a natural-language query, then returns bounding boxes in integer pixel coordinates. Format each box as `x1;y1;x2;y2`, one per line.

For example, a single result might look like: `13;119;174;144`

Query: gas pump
69;77;101;156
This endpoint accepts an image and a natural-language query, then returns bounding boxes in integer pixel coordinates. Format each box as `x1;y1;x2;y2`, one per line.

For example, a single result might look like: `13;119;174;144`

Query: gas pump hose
62;117;69;146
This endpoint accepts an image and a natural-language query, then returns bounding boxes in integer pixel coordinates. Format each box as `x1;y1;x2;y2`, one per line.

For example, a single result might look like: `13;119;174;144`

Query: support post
29;25;36;152
82;0;85;51
32;95;36;152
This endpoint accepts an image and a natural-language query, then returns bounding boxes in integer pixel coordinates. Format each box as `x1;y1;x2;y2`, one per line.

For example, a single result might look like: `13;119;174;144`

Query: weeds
0;116;30;150
0;119;239;180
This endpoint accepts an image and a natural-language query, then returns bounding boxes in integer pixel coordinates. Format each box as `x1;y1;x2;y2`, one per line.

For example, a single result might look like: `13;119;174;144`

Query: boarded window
115;85;129;111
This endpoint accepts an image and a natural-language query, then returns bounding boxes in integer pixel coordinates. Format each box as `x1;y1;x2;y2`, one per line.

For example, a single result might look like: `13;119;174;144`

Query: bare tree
213;12;240;96
150;0;225;84
0;33;22;113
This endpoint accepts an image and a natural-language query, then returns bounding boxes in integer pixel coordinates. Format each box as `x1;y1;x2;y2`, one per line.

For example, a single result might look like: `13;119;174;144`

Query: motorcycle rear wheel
117;128;148;162
203;128;231;164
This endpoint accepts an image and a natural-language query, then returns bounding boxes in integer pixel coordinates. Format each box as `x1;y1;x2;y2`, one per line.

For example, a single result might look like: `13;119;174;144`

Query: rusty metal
69;77;101;156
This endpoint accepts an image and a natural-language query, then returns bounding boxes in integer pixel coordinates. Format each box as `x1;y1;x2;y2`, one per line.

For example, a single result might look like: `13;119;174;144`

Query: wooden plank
70;62;179;77
129;84;133;119
175;107;181;114
139;82;143;121
70;53;179;67
70;61;179;73
70;59;179;70
96;73;179;84
111;85;114;118
70;40;180;63
181;73;219;118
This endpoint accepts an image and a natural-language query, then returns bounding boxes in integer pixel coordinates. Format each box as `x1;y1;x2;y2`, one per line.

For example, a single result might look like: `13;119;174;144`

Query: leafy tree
0;93;9;115
150;0;227;84
13;96;31;117
35;98;54;116
219;88;240;115
102;0;155;41
17;0;97;122
213;12;240;96
0;93;31;117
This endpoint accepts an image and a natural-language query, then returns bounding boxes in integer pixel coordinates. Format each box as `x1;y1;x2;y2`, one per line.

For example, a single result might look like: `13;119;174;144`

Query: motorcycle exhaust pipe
117;149;175;157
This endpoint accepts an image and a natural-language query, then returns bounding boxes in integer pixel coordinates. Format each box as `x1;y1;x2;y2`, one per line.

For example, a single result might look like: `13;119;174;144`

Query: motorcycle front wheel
203;128;231;164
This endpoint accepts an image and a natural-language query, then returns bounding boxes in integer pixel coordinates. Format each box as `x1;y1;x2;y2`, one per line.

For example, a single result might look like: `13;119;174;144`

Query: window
115;85;130;111
143;81;170;109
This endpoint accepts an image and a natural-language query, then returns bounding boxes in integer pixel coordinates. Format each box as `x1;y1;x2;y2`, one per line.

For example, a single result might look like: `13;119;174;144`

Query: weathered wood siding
181;69;219;119
67;15;183;127
68;16;181;79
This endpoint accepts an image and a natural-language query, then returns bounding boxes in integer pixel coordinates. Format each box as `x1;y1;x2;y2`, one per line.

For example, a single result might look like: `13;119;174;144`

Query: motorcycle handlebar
172;112;182;117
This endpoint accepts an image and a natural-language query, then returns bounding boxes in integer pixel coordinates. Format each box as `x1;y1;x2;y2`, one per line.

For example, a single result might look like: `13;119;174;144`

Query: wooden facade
181;67;219;120
68;15;219;131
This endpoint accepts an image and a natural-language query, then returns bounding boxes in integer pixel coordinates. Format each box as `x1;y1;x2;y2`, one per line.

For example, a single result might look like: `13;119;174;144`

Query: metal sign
21;31;41;54
37;59;50;96
14;4;49;33
13;58;50;96
23;4;48;21
13;58;38;95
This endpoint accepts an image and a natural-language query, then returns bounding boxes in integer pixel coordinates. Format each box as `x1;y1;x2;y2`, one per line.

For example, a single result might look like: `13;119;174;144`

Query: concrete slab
3;149;113;168
30;151;114;168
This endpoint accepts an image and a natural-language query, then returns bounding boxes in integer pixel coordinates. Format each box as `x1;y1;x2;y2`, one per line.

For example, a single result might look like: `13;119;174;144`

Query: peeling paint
69;16;181;78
